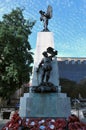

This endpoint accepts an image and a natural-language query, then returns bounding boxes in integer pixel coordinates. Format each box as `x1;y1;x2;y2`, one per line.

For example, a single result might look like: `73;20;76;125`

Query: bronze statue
37;47;57;83
32;47;58;92
37;51;52;83
39;5;53;31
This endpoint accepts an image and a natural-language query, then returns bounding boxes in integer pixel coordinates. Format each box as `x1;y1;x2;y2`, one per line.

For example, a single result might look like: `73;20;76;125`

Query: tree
60;78;76;98
72;83;86;98
0;8;35;99
60;78;86;99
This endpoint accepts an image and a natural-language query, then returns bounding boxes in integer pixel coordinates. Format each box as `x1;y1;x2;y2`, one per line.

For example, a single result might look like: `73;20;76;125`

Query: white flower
49;124;55;129
30;121;35;126
26;122;28;125
41;119;45;123
39;125;46;130
6;127;8;130
51;119;55;122
26;118;29;122
39;119;45;124
19;120;21;124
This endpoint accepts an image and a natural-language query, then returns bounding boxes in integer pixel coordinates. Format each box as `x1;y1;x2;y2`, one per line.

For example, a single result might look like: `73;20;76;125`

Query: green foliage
0;8;35;99
72;83;86;98
60;78;76;98
60;78;86;99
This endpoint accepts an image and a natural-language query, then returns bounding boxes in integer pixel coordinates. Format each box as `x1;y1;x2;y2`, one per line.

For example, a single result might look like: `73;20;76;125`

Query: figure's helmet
39;10;45;15
47;47;58;56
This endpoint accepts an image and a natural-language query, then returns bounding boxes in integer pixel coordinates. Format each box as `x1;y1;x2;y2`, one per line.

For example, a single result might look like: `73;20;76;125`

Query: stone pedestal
19;93;71;118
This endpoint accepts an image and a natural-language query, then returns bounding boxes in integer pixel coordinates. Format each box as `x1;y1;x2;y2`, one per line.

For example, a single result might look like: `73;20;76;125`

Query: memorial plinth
19;32;71;118
19;93;71;118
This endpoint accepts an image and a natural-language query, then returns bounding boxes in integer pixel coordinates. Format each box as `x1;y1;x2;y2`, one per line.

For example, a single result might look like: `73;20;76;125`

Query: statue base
19;92;71;118
31;82;58;92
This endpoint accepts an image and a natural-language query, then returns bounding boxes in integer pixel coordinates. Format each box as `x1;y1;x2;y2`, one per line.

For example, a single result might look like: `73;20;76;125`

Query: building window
82;60;86;64
65;60;69;64
70;60;75;64
76;60;81;64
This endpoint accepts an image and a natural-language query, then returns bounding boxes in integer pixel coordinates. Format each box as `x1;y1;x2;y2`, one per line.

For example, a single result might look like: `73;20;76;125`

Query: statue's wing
46;5;53;19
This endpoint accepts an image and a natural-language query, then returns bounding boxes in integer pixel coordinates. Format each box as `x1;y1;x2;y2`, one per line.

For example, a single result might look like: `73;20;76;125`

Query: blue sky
0;0;86;57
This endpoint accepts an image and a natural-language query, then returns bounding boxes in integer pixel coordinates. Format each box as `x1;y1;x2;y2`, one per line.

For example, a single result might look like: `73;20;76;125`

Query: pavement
0;119;10;130
0;113;7;129
71;108;86;123
0;110;13;130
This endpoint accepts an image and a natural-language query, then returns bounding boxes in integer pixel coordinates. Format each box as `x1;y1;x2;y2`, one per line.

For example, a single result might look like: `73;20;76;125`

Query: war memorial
19;5;71;118
1;5;86;130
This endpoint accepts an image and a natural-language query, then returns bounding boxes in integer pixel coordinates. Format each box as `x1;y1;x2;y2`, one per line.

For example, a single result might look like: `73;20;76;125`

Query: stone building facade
58;57;86;83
